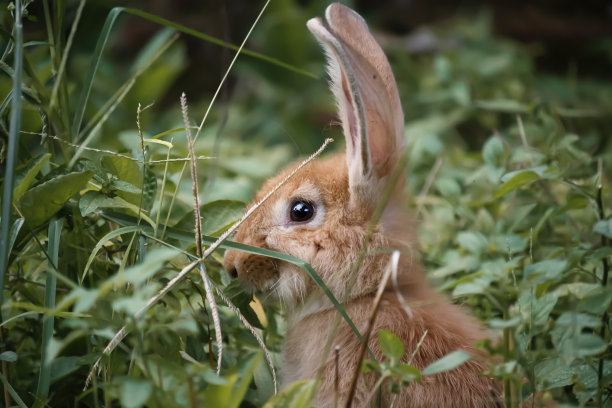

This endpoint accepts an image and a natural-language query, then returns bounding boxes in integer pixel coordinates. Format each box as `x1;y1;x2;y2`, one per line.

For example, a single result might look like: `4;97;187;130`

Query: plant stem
345;252;398;407
0;1;22;403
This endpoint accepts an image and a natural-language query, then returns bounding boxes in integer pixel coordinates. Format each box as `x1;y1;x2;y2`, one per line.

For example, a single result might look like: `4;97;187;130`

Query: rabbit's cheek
266;231;320;264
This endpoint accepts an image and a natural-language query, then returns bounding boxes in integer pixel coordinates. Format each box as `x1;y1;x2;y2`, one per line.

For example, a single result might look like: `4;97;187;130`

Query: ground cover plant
0;0;611;407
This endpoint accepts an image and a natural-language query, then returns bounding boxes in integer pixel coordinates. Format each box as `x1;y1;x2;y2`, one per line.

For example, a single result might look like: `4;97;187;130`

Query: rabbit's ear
307;3;404;207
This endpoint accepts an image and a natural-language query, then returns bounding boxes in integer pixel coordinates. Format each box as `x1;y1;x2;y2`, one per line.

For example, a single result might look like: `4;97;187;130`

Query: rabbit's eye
290;200;314;222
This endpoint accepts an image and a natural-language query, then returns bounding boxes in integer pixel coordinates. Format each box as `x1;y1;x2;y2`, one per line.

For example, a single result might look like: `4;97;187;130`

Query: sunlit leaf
494;171;540;198
119;378;152;408
422;351;471;375
379;329;405;362
263;379;317;408
593;218;612;238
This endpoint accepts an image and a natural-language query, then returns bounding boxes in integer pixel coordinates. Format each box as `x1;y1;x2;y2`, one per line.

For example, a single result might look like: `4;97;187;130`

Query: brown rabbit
224;3;500;407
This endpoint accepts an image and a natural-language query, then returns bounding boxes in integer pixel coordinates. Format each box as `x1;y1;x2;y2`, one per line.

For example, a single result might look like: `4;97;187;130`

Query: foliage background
0;0;611;407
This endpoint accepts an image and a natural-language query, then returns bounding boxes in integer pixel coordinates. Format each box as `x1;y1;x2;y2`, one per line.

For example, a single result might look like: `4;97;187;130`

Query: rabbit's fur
224;3;500;407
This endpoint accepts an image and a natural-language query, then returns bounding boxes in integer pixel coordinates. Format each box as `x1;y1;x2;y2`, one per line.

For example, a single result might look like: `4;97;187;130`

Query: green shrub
0;1;610;407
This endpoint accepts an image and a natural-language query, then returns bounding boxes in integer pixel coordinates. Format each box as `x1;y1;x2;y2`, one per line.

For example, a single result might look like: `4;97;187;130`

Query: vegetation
0;0;610;407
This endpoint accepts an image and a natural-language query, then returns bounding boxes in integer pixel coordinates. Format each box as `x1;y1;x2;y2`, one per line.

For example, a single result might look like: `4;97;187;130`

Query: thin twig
390;251;413;319
182;92;223;373
23;132;213;164
49;0;85;109
210;279;278;393
154;138;173;237
516;115;529;151
334;345;340;408
192;0;271;143
198;263;223;373
345;251;399;408
416;157;442;217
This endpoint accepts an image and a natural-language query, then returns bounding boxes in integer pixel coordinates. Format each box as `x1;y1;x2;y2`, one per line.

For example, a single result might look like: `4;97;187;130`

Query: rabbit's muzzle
224;249;279;291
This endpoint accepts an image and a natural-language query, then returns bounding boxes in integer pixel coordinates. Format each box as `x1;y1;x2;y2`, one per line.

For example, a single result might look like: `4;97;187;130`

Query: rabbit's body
284;293;496;407
224;3;500;406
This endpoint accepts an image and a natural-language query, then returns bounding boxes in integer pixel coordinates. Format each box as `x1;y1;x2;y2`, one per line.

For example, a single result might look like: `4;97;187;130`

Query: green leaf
11;153;51;203
500;165;552;183
378;329;405;363
175;200;245;236
558;194;589;213
223;280;263;329
534;358;574;391
0;351;17;362
80;225;140;284
119;378;152;408
204;353;262;408
228;353;262;408
474;99;531;113
4;218;24;270
482;136;504;167
494;171;540;198
101;156;143;206
79;192;156;230
574;333;607;358
390;364;421;383
79;191;121;216
524;259;568;284
422;351;471;375
593;218;612;238
110;179;142;194
518;291;559;326
361;359;380;373
49;356;80;382
18;171;93;227
119;248;178;286
456;231;489;254
557;282;601;299
263;379;318;408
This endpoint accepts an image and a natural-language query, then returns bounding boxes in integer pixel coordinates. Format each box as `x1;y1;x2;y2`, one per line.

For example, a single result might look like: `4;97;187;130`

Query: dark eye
290;200;314;222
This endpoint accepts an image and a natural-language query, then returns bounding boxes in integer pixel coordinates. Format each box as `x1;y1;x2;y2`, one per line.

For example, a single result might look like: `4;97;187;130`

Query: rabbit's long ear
307;3;404;208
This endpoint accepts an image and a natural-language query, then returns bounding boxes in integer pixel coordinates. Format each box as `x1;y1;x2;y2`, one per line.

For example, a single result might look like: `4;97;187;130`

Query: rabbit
223;3;501;407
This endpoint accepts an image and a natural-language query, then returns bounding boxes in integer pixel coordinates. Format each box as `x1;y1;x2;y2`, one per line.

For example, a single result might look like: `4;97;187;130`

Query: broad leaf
11;153;51;203
18;171;93;227
378;329;405;363
422;351;471;375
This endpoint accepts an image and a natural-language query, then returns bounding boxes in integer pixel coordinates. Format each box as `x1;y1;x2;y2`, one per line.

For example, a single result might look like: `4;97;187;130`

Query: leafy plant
0;0;610;407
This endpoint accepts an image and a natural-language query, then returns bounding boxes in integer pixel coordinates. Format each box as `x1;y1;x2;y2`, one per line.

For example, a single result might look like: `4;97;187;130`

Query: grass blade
69;30;178;166
0;0;23;318
3;218;24;271
122;8;316;79
49;0;85;110
80;226;141;284
71;5;315;144
0;371;27;408
35;216;64;404
70;7;123;142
